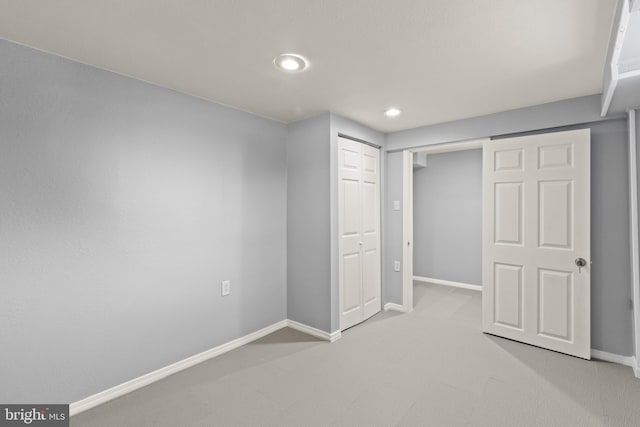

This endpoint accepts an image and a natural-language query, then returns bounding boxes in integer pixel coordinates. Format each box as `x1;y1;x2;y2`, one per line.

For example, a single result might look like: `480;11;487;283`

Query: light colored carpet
71;282;640;426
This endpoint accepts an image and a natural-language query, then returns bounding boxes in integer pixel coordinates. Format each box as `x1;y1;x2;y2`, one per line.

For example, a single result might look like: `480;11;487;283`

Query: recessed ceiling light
274;54;308;72
384;107;402;117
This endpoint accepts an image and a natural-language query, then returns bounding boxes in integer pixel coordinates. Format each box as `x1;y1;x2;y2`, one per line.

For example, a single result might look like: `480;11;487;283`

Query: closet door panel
339;138;381;330
339;138;364;329
361;143;381;320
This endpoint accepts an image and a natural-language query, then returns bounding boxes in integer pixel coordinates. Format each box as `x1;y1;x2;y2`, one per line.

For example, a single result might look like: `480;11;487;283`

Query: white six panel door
482;129;591;359
338;137;381;330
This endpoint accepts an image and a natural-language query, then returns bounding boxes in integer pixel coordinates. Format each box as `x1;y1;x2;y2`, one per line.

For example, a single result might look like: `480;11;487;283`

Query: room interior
2;0;640;425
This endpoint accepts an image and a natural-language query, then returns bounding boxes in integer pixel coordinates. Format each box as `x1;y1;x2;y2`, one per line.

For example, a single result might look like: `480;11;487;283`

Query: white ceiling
0;0;617;132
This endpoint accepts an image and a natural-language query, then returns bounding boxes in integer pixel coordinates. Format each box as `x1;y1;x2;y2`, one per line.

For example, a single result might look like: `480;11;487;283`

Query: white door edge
628;110;640;375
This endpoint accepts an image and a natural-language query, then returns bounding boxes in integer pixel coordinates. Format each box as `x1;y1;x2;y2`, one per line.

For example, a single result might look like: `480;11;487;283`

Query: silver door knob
575;258;587;267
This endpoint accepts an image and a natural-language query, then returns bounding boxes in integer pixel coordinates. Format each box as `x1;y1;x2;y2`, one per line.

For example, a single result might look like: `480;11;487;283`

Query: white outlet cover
393;200;400;211
221;280;231;296
394;261;401;272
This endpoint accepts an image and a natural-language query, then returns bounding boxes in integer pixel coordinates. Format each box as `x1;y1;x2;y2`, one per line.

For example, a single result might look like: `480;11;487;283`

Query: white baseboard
70;318;342;416
414;276;482;292
71;321;640;417
70;319;288;416
591;349;636;368
286;319;342;343
384;302;408;312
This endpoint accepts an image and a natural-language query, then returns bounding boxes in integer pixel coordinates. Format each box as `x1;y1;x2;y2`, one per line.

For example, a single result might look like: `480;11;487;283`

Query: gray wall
413;150;482;284
384;153;404;304
286;113;331;332
384;96;634;356
0;40;287;403
286;112;383;334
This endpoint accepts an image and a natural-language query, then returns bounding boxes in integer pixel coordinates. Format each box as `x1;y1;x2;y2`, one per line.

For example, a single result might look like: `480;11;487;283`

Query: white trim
70;318;342;416
383;302;409;312
413;276;482;291
70;320;288;416
411;138;486;154
601;79;619;117
286;319;342;343
610;1;630;81
631;0;639;12
601;0;631;116
402;149;414;312
629;110;640;378
591;349;636;368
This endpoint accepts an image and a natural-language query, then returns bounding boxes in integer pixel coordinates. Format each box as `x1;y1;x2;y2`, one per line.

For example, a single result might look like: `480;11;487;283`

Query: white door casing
402;149;414;312
482;129;591;359
400;139;488;312
338;137;381;330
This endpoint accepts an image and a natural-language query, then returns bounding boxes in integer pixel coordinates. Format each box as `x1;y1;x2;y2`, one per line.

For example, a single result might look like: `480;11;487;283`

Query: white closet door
339;137;381;330
483;129;591;359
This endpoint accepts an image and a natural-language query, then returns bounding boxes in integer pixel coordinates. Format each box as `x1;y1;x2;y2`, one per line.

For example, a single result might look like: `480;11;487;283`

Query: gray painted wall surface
286;113;383;334
594;119;634;355
286;113;331;332
384;114;633;356
0;40;287;403
386;94;622;152
384;152;404;305
413;150;482;284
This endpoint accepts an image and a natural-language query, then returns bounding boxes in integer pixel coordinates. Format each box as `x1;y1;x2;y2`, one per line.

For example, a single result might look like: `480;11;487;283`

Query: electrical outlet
393;200;400;211
221;280;231;296
394;261;401;272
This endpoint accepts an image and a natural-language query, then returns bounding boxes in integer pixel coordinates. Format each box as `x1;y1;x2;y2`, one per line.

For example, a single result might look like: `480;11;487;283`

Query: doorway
401;130;592;359
401;138;487;312
412;148;482;291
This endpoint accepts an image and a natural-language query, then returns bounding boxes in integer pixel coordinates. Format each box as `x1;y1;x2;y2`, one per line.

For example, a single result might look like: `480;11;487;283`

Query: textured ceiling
0;0;618;132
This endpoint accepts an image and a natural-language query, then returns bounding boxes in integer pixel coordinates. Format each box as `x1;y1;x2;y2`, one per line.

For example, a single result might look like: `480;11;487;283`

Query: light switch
221;280;231;296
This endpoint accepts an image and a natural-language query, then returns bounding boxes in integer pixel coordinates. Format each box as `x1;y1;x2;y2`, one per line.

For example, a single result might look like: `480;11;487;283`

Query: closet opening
401;139;488;311
338;136;382;331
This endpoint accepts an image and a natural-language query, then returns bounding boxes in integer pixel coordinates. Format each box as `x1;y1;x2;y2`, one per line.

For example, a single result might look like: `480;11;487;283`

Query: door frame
401;138;489;311
628;110;640;377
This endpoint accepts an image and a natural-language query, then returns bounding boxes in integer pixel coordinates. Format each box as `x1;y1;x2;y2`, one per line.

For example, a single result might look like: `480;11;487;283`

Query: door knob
575;258;587;273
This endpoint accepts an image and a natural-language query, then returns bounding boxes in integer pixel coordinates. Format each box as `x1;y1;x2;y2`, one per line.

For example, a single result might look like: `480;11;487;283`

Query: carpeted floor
71;282;640;426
